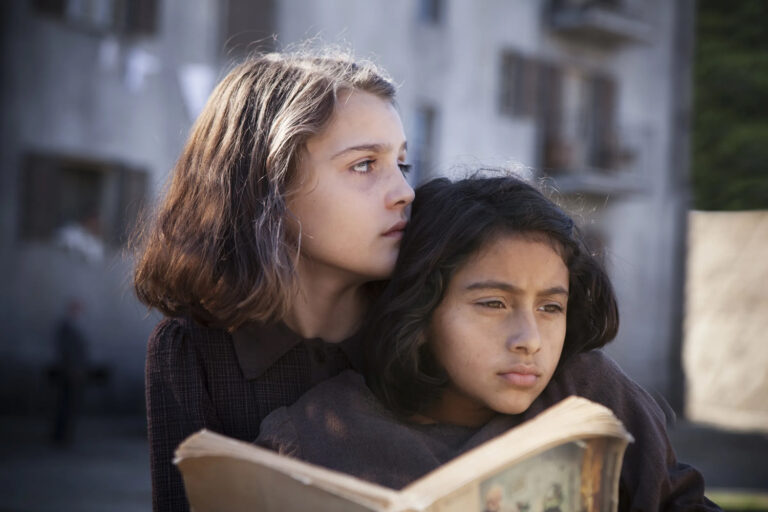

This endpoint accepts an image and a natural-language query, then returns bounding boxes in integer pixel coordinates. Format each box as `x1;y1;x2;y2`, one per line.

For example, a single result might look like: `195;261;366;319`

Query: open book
175;396;633;512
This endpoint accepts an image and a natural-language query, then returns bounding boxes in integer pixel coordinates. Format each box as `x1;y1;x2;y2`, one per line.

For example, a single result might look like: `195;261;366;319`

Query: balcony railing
540;124;652;195
547;0;651;46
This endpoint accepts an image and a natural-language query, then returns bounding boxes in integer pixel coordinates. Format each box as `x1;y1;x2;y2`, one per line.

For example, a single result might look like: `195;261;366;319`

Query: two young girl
136;47;717;511
257;176;720;511
135;50;413;511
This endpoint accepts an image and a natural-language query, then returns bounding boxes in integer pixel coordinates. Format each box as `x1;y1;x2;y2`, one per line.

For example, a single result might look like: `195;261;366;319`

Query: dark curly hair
363;175;619;418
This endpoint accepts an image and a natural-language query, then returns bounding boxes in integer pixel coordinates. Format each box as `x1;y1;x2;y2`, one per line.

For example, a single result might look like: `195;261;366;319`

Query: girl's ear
560;254;618;361
581;257;619;351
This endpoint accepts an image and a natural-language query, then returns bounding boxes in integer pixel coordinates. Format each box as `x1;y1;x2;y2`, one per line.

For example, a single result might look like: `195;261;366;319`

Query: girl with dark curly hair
258;175;720;511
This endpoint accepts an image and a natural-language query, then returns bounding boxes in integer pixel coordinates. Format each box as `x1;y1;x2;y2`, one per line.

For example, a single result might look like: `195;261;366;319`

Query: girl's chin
494;397;536;416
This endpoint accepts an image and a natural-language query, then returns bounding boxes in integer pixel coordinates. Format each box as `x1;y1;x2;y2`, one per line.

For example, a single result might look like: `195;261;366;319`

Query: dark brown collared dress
145;316;360;512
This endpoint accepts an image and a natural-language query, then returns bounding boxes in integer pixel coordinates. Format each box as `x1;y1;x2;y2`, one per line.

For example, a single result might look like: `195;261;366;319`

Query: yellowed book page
176;398;630;512
403;397;631;509
425;441;613;512
176;431;400;512
180;457;384;512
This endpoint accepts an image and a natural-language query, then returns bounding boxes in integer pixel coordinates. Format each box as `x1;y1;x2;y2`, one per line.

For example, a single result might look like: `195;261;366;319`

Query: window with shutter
537;62;567;170
417;0;444;24
499;51;540;118
223;0;276;56
412;105;438;184
589;74;618;170
34;0;158;36
18;152;148;249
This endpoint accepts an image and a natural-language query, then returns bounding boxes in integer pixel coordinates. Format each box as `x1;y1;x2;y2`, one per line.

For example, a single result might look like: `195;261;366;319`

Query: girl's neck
283;258;370;343
420;387;497;428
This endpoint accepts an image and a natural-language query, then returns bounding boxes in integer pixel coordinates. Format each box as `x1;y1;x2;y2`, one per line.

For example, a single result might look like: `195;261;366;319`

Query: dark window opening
499;51;540;118
412;105;438;184
589;73;618;169
19;153;148;250
34;0;159;36
498;50;619;172
417;0;444;24
223;0;276;57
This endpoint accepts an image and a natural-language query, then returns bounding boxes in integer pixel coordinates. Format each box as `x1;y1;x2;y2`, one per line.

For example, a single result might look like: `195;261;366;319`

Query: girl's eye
478;300;506;309
351;159;375;173
539;304;564;314
398;162;412;174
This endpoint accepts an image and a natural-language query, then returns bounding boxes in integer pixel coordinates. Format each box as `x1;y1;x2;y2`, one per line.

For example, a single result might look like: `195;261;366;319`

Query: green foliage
692;0;768;210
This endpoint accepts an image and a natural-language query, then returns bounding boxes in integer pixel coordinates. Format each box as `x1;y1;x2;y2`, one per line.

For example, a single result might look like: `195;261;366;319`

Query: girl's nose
386;166;415;208
506;311;542;355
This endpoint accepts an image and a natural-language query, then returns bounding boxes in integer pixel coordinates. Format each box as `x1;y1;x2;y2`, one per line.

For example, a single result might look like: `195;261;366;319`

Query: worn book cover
176;396;633;512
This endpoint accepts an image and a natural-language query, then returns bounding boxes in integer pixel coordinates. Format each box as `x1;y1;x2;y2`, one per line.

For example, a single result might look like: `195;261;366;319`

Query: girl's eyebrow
465;281;569;297
331;141;407;160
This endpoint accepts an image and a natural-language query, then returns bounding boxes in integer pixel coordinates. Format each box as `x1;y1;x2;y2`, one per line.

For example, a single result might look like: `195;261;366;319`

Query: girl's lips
499;372;538;387
498;366;540;388
383;220;408;237
383;230;404;239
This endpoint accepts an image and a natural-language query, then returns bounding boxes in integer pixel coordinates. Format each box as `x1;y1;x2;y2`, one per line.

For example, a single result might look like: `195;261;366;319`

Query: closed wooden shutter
590;74;617;169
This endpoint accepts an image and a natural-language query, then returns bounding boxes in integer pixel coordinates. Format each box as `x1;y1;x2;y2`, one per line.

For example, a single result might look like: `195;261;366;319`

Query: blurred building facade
0;0;228;413
276;0;695;410
1;0;693;414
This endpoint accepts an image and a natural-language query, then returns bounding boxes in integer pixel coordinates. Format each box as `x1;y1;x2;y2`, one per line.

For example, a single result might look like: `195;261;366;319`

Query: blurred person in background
50;298;90;445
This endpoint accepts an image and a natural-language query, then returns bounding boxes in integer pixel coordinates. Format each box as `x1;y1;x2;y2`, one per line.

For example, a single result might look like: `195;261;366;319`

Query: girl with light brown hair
134;48;414;511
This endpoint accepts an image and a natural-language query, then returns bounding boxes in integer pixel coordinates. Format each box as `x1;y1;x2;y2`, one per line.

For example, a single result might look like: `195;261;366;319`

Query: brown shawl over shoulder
257;350;721;511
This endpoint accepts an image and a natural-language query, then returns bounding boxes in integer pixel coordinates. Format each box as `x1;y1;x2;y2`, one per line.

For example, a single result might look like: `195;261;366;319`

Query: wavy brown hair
363;175;620;418
133;50;396;330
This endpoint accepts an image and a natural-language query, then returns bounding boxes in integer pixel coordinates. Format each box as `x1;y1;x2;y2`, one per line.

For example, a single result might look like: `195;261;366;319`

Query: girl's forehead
467;231;566;265
307;90;405;158
445;233;570;291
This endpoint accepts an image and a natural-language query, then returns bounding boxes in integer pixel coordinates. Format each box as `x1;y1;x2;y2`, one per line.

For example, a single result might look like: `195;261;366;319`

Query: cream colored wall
684;211;768;434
